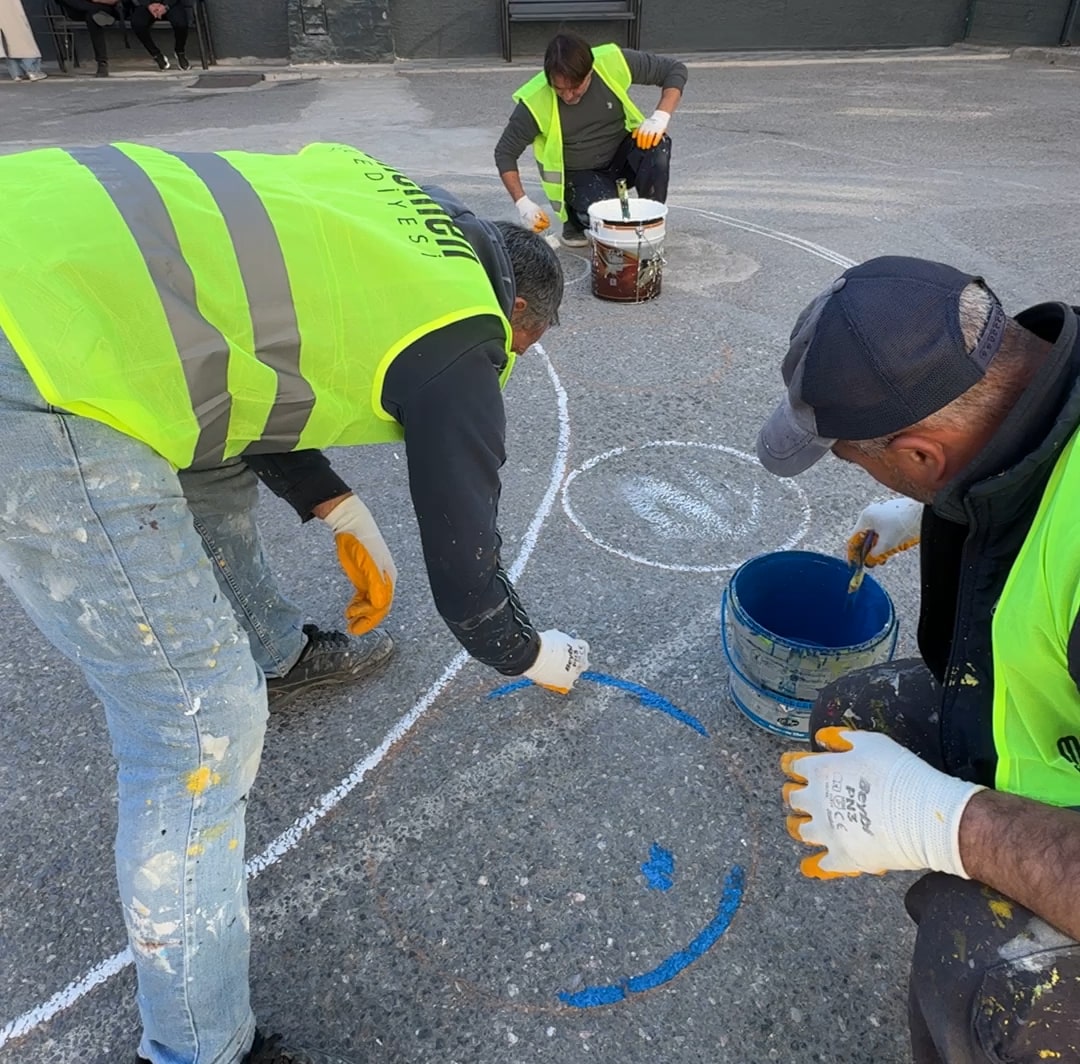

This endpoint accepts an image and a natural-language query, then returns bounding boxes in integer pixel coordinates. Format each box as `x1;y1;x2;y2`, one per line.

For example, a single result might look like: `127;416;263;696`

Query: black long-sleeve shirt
244;193;542;676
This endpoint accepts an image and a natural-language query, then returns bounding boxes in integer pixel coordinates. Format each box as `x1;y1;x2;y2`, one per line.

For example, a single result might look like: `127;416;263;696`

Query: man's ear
887;433;950;489
511;296;528;317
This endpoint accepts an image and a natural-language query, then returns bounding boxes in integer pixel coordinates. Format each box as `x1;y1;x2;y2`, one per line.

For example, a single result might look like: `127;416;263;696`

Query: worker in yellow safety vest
0;142;590;1064
758;255;1080;1062
495;31;687;247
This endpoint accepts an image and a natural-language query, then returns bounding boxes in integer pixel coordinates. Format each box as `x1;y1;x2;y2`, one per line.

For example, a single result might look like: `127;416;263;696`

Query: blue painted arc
559;865;746;1008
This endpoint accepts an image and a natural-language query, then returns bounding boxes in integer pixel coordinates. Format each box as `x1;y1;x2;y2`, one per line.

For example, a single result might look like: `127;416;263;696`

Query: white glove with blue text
524;630;590;694
781;728;984;879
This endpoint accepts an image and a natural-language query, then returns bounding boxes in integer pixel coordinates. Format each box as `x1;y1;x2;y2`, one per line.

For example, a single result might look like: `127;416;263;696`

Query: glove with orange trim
781;728;983;879
632;109;670;150
846;497;922;568
322;495;397;636
523;630;590;694
515;195;551;233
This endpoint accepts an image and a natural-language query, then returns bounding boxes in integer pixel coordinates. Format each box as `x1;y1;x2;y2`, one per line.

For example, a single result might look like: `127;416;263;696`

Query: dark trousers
812;660;1080;1062
59;0;114;62
563;132;672;231
128;2;188;56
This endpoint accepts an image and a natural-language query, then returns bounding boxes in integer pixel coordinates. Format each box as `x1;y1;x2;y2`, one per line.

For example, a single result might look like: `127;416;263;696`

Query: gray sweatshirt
494;49;688;174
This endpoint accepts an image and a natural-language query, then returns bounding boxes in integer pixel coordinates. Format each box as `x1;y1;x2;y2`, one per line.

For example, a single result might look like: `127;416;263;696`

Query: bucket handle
719;588;815;712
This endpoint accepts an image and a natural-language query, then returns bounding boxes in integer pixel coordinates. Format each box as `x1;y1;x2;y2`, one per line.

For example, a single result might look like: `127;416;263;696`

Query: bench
43;0;215;73
499;0;642;63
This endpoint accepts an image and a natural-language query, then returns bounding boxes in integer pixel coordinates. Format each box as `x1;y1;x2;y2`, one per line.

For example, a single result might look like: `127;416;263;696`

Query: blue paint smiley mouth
488;670;747;1008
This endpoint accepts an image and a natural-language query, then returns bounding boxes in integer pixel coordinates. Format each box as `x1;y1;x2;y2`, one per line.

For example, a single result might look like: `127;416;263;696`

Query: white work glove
632;109;670;149
523;629;590;694
514;195;551;233
846;497;922;567
781;728;984;880
322;495;397;636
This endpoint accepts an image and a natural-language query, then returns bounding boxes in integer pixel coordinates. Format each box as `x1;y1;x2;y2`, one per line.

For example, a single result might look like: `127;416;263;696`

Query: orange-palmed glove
322;495;397;636
846;497;922;568
523;629;590;694
781;728;982;881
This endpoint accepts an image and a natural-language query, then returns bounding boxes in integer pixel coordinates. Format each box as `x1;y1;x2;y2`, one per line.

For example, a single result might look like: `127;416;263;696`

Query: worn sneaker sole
560;232;589;248
267;629;395;709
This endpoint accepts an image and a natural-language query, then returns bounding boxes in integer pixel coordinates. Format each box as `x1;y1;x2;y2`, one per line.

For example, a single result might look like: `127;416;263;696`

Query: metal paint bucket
586;197;667;303
721;551;898;742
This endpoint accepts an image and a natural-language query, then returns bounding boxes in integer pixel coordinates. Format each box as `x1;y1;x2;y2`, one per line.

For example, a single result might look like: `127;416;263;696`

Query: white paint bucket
721;551;899;742
586;197;667;303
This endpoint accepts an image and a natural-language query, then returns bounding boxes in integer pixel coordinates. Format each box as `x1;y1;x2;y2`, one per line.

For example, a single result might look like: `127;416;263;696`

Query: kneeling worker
495;31;687;247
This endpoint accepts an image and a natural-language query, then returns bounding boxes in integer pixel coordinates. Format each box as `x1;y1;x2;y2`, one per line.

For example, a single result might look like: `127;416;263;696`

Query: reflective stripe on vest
512;44;645;222
992;425;1080;805
0;143;512;468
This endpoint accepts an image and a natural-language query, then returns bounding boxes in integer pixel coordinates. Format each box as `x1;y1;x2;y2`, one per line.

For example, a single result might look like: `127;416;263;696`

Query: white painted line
669;204;856;269
0;344;571;1050
561;441;811;572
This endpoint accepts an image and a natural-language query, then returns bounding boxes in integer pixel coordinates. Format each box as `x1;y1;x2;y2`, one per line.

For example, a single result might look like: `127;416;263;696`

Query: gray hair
493;221;563;330
843;282;1038;458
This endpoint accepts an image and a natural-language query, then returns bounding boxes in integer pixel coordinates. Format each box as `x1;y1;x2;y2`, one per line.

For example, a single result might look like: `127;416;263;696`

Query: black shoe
152;52;170;70
137;1029;357;1064
91;10;115;25
266;624;394;708
246;1030;356;1064
95;60;109;77
561;221;589;247
176;51;191;70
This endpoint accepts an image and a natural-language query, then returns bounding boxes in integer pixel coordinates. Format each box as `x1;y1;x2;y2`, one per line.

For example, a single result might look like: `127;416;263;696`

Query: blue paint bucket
721;550;898;742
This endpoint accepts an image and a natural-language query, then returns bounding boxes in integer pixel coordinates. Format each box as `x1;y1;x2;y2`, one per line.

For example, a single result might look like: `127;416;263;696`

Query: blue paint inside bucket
732;550;892;650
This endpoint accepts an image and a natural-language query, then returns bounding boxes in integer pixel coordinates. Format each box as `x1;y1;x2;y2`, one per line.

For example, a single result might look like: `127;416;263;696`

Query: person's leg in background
178;461;395;710
127;2;171;68
165;1;189;67
59;0;114;73
0;332;260;1062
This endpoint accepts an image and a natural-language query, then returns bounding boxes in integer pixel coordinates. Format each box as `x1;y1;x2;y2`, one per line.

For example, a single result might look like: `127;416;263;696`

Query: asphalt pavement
1;43;1079;1064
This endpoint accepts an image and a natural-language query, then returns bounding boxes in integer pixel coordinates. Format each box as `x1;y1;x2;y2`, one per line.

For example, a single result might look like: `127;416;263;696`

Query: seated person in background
125;0;190;70
495;31;687;247
58;0;120;76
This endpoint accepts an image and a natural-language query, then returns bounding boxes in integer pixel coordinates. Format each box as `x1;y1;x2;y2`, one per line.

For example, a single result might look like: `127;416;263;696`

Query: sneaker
26;70;48;81
91;10;115;25
153;52;171;70
176;51;191;70
95;60;109;77
266;624;394;708
561;221;589;248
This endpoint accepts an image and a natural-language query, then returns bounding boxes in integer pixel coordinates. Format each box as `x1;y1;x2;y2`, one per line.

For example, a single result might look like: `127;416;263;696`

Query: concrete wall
390;0;971;60
22;0;1077;65
965;0;1072;45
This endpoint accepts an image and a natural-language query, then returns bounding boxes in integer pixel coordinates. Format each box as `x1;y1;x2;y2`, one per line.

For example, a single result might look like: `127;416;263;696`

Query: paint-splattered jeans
813;659;1080;1063
0;332;305;1063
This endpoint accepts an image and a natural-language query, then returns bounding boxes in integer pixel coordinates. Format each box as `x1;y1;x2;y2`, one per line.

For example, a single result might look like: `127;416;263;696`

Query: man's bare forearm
657;86;682;115
500;170;526;204
960;788;1080;940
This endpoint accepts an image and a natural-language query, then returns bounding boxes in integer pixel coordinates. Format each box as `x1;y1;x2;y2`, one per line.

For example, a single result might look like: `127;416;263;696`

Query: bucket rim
588;197;668;225
725;549;897;654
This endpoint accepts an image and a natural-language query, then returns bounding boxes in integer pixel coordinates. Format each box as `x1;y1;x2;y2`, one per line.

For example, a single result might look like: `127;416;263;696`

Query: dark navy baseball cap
756;256;1008;477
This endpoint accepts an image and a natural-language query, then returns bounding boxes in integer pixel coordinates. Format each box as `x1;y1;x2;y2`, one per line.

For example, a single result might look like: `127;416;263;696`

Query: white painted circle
561;440;811;572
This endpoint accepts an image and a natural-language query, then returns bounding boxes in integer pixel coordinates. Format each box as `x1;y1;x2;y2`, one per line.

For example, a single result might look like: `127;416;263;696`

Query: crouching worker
757;256;1080;1063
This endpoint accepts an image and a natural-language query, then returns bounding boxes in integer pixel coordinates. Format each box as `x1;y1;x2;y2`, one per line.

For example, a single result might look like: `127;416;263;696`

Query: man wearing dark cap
758;256;1080;1061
